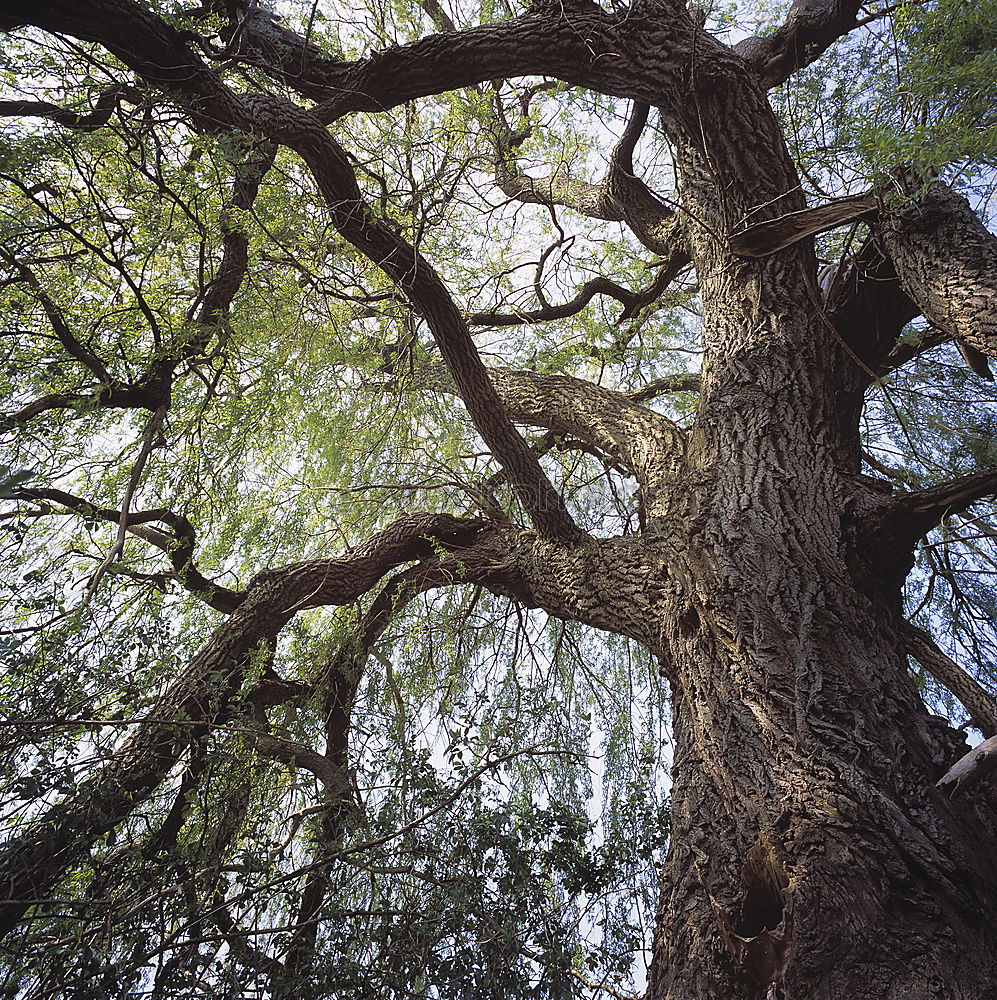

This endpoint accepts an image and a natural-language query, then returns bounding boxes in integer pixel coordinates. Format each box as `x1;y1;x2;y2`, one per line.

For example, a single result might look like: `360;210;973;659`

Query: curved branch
890;470;997;543
262;105;580;540
0;84;140;131
0;250;112;383
0;512;487;940
248;731;353;795
734;0;864;89
215;0;870;118
143;139;277;392
13;488;242;613
469;270;673;327
491;92;686;256
286;562;461;977
2;136;276;426
604;100;649;202
875;184;997;368
901;622;997;738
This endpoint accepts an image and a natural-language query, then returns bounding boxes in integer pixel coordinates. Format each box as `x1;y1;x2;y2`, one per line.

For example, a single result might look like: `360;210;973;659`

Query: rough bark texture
877;184;997;363
2;1;997;996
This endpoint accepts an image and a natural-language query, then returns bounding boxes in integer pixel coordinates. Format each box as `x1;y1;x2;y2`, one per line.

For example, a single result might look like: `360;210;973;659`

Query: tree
0;0;996;995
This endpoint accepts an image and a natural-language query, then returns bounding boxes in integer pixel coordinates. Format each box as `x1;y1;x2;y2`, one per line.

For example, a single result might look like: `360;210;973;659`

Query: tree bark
3;3;997;996
646;478;997;998
875;185;997;365
638;27;997;997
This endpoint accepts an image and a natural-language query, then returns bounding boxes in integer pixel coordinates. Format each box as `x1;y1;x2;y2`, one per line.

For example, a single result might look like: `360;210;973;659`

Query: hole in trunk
710;836;794;986
735;833;792;938
736;880;786;938
678;606;700;636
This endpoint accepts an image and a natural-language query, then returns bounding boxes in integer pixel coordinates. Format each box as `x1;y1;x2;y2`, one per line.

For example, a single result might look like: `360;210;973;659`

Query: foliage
0;0;995;996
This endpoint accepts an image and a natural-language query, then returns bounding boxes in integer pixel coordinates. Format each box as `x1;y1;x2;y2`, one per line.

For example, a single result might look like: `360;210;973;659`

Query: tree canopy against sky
0;0;996;997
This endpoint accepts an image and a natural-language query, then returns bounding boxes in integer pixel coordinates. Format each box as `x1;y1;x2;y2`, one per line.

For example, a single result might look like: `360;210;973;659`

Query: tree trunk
641;307;997;996
619;30;997;995
648;544;997;996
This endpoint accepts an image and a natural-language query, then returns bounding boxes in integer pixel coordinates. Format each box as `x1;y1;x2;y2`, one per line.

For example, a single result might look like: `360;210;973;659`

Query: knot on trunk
710;833;794;989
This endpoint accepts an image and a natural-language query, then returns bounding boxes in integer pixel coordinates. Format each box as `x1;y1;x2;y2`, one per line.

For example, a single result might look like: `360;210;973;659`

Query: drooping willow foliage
0;0;994;995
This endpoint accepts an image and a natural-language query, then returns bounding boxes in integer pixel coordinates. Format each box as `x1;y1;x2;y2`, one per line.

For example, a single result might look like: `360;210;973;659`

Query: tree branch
887;470;997;545
468;270;674;327
728;193;877;258
900;621;997;738
0;512;488;939
415;365;686;487
491;92;687;256
875;184;997;369
937;736;997;795
260;104;581;540
5;1;585;539
286;562;453;977
12;488;243;613
734;0;865;89
1;134;275;427
143;138;277;392
629;372;702;401
0;249;112;383
85;405;167;599
248;730;353;795
0;84;140;131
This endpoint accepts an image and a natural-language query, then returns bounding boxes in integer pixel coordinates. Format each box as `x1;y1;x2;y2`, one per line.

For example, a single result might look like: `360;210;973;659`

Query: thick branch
0;513;486;939
729;193;877;258
901;622;997;738
875;184;997;367
202;0;872;118
887;470;997;545
417;365;686;487
734;0;864;89
494;161;617;221
488;368;686;483
604;101;650;205
937;736;997;795
249;731;353;795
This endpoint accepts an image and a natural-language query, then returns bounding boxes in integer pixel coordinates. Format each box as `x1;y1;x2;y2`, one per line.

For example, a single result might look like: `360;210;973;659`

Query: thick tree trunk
619;26;997;994
641;308;997;996
647;540;997;997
